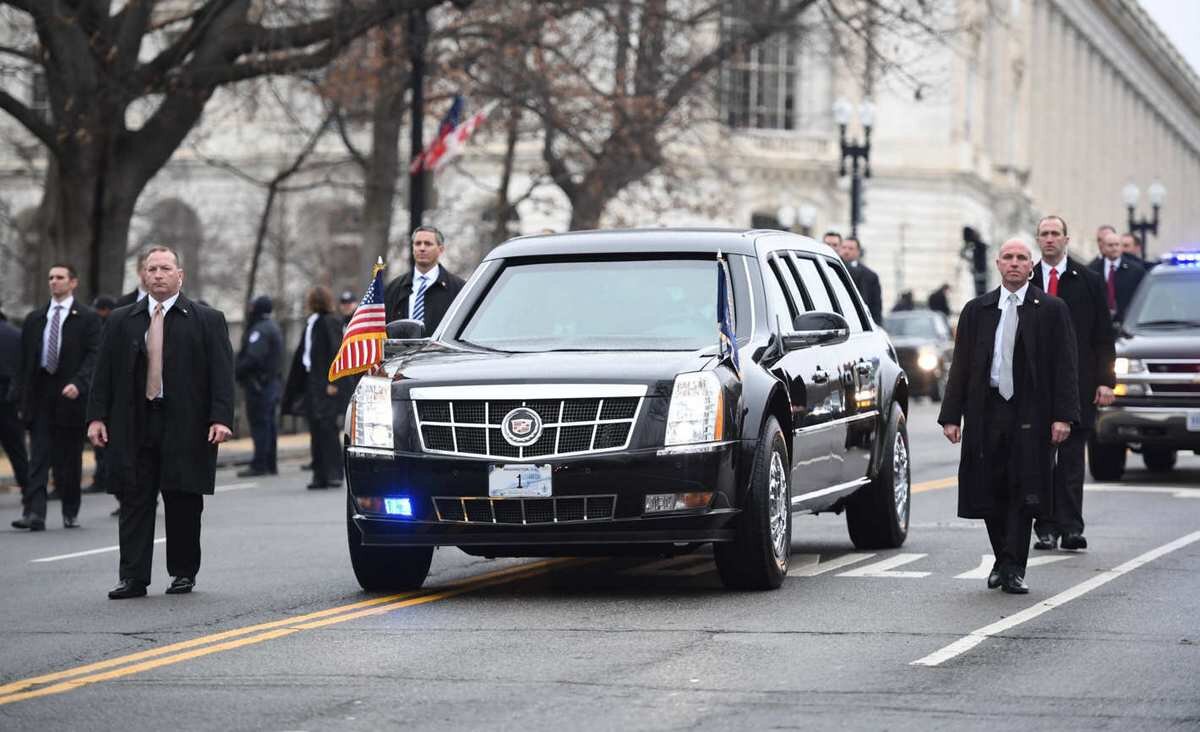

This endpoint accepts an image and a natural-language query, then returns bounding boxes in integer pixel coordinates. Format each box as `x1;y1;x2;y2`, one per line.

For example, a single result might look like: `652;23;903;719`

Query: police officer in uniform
236;296;283;477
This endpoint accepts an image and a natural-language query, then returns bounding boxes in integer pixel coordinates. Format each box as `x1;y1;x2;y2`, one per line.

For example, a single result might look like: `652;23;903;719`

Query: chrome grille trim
432;495;617;525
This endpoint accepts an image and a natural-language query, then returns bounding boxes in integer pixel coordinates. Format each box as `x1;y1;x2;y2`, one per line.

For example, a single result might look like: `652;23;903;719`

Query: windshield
1127;276;1200;329
883;314;946;338
458;259;721;352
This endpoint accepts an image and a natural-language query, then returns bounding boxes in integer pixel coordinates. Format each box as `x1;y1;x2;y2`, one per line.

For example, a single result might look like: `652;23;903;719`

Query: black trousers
1034;426;1088;538
982;390;1033;577
245;384;279;473
307;412;342;484
118;403;203;584
0;401;29;490
26;402;83;521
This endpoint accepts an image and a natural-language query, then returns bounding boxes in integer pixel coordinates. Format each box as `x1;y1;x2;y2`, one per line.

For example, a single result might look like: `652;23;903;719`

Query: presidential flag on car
329;259;387;382
717;252;741;377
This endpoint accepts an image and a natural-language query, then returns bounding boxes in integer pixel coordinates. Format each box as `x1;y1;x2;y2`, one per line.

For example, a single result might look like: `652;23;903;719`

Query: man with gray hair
384;225;466;337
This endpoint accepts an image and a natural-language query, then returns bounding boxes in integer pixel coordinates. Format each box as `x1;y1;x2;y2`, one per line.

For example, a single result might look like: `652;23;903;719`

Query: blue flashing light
1163;249;1200;267
384;497;414;517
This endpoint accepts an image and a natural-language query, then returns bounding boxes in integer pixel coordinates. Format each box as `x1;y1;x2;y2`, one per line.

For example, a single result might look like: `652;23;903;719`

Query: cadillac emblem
501;407;543;447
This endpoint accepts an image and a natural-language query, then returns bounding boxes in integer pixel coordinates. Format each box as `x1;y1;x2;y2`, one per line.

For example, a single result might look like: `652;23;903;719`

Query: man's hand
1051;421;1071;445
208;423;233;444
61;384;79;400
1094;385;1115;407
942;424;961;444
88;420;108;447
326;384;339;397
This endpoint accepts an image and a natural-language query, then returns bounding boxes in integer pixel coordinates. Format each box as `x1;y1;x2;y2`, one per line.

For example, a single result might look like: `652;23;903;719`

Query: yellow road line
0;558;572;705
913;476;956;493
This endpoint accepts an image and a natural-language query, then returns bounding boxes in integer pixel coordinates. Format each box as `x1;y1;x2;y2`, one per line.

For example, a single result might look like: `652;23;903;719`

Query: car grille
414;396;641;459
432;495;617;524
1145;361;1200;396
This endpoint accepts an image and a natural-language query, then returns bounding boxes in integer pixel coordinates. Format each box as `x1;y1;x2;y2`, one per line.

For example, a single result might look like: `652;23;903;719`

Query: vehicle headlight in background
1114;357;1145;375
351;376;394;449
664;372;723;445
916;348;939;371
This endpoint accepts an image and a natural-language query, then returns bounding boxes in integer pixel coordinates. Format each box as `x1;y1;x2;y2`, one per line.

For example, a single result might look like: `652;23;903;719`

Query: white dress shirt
145;292;180;398
408;265;440;319
302;313;319;372
990;283;1029;387
41;295;74;370
1040;258;1066;287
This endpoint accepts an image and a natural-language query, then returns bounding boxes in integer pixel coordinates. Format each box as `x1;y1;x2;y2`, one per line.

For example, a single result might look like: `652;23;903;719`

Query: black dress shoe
1060;533;1088;550
1001;574;1030;594
82;483;105;494
11;517;46;531
987;565;1003;589
1033;533;1058;550
63;516;81;529
165;576;195;594
300;462;313;471
47;489;61;501
237;467;271;478
108;579;148;599
306;481;327;490
110;506;121;517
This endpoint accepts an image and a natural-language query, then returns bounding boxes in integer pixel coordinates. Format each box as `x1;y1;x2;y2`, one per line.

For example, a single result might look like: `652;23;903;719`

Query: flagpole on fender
407;8;429;256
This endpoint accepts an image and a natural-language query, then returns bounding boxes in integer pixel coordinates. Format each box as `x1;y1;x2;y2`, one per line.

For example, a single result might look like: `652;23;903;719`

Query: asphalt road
2;400;1198;730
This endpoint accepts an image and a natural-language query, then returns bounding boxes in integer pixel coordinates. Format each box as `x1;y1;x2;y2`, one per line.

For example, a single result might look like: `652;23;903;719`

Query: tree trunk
568;196;605;231
361;62;407;276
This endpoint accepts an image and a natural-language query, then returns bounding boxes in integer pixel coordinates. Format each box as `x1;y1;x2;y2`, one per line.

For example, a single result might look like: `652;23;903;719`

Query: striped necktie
411;275;429;322
45;304;62;373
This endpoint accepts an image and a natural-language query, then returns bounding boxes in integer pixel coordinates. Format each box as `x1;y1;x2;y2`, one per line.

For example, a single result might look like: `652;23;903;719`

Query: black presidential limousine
343;229;912;591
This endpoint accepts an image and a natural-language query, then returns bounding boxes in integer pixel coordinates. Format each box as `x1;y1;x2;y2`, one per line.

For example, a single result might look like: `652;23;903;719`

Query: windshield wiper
1134;319;1200;328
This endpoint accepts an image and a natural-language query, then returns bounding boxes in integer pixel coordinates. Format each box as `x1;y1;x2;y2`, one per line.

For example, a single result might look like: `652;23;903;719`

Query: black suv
1092;249;1200;479
344;229;911;591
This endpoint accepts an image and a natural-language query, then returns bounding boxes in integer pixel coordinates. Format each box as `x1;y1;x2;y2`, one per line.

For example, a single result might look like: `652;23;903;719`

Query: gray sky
1139;0;1200;75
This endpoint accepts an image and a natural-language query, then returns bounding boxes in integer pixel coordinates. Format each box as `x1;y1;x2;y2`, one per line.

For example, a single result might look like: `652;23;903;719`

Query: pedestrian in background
928;284;951;316
338;290;358;325
85;294;117;495
831;233;883;324
384;225;466;336
88;245;234;598
0;306;29;496
892;291;915;312
114;251;151;307
1089;227;1145;323
336;290;360;419
12;264;101;532
283;286;344;490
1030;215;1115;551
1120;232;1155;271
938;238;1079;594
235;295;283;478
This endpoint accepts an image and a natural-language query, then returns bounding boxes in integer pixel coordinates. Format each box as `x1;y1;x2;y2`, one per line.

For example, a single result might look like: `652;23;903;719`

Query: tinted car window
1127;275;1200;329
790;254;836;314
819;257;865;332
763;257;797;323
460;259;721;351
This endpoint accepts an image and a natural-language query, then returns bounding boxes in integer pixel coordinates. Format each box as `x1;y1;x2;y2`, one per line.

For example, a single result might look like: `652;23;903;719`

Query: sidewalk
0;433;312;493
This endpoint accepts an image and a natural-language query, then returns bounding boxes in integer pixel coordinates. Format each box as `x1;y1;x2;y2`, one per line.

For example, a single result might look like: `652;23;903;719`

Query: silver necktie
998;293;1018;400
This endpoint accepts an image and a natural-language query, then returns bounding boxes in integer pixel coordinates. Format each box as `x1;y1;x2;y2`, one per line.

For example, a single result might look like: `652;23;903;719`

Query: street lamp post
834;98;873;238
1122;181;1166;260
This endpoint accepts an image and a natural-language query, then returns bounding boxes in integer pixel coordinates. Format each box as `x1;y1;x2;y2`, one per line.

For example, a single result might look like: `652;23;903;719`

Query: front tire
1088;438;1126;481
714;416;791;591
347;494;434;592
845;404;910;549
1142;447;1177;473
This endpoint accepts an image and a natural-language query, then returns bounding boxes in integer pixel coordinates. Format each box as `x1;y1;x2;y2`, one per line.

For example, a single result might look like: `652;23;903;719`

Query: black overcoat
1086;255;1145;323
384;267;466;336
846;262;883;324
282;312;343;419
85;295;235;496
16;301;101;427
937;287;1081;519
1031;260;1116;428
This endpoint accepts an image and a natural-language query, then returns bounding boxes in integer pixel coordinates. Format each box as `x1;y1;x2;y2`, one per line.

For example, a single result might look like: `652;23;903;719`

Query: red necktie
1047;267;1059;297
1105;264;1117;312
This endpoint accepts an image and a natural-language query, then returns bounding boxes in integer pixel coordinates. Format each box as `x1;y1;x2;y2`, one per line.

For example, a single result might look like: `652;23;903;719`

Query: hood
889;335;940;351
381;343;717;398
1117;329;1200;360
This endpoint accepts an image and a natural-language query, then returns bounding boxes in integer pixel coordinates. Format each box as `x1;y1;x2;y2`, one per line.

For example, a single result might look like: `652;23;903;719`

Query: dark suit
938;287;1079;578
1087;255;1145;323
845;261;883;324
16;300;101;522
86;294;234;585
113;289;145;308
0;319;28;491
1030;261;1115;539
384;267;466;336
283;312;344;486
236;315;284;473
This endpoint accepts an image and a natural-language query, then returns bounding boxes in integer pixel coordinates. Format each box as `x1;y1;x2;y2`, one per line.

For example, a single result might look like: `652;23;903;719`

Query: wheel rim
768;450;789;561
892;429;910;529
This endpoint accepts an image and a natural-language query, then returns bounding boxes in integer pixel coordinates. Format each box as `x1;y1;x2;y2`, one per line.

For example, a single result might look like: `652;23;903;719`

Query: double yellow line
0;557;575;706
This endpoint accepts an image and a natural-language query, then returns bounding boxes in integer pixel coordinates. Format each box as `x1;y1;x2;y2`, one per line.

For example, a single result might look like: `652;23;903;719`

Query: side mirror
386;319;426;340
781;311;850;351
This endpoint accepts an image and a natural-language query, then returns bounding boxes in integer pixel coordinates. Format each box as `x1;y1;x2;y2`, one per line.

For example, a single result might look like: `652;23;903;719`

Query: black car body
343;229;912;591
882;309;954;400
1092;250;1200;478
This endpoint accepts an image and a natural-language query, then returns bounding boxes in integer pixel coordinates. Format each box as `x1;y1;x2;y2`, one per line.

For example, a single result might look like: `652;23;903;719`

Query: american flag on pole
328;259;387;382
430;103;495;172
409;95;464;174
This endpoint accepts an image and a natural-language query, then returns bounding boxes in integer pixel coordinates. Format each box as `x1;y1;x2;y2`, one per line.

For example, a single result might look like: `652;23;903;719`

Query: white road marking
955;554;1075;580
215;482;258;493
838;553;931;578
32;538;165;563
788;552;875;577
1085;485;1200;499
911;529;1200;667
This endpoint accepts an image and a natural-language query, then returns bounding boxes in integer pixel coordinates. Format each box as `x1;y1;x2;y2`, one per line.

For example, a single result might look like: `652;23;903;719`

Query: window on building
720;8;802;131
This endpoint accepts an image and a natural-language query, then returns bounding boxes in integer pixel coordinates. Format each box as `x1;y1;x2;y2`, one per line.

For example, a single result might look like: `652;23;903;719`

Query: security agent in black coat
1030;219;1116;549
839;237;883;324
12;266;101;531
235;296;284;476
383;226;466;336
283;287;344;489
0;309;29;494
1087;244;1145;324
938;238;1080;594
87;246;234;598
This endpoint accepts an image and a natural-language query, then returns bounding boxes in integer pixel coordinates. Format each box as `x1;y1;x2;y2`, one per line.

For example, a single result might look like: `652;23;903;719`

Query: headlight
916;348;939;371
351;376;394;449
1114;357;1145;375
664;372;724;445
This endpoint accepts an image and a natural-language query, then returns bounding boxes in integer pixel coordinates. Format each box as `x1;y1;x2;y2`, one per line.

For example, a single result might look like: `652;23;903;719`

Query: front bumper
345;442;743;548
1095;405;1200;448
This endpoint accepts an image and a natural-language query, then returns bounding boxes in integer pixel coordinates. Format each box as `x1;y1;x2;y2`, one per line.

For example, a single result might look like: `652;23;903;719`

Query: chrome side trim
794;409;880;435
791;477;871;505
739;254;756;343
410;383;648;400
347;446;395;459
656;440;737;456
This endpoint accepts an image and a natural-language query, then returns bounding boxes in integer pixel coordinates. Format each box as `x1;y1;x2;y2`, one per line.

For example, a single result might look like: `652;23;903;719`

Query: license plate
1188;411;1200;432
488;464;552;498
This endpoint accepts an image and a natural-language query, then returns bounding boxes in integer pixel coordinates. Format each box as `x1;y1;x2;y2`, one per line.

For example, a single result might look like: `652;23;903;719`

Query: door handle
811;369;830;384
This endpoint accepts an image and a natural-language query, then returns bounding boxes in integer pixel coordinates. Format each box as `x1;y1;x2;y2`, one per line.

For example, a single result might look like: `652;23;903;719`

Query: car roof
483;228;829;260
